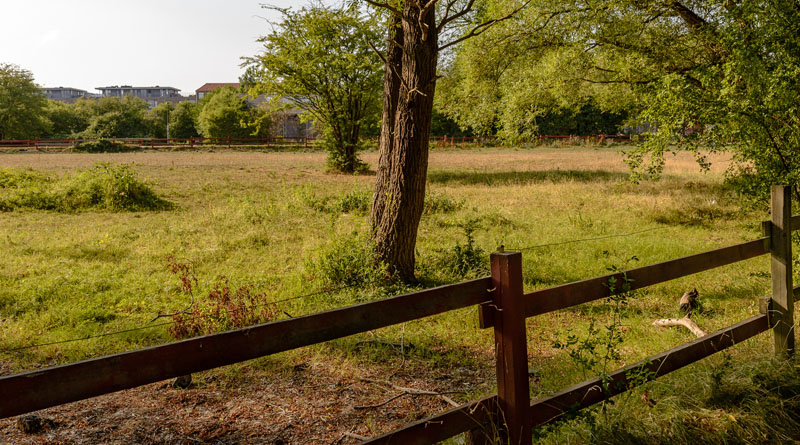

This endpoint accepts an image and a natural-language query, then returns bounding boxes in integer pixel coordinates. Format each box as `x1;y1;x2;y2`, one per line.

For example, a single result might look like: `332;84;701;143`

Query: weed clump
423;191;465;215
165;258;278;339
426;218;489;280
0;163;170;212
308;232;388;289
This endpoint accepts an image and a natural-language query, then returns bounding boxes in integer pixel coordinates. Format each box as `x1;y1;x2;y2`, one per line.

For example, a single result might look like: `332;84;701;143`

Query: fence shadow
428;169;629;186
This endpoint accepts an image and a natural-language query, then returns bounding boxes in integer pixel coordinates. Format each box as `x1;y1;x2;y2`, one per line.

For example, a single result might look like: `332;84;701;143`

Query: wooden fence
1;186;797;444
0;134;630;151
0;137;314;150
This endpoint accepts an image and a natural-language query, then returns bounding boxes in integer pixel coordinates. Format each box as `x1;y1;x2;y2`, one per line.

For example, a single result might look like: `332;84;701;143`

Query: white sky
0;0;303;95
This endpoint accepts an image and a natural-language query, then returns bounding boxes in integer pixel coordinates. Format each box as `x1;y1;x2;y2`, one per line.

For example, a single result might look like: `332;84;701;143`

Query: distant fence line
0;134;633;151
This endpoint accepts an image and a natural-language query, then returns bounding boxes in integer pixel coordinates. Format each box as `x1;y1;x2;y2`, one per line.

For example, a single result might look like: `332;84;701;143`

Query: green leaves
0;63;50;140
243;4;383;172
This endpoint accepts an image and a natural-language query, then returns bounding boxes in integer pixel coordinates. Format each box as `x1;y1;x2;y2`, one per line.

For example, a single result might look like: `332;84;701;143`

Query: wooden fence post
490;251;531;443
766;185;795;356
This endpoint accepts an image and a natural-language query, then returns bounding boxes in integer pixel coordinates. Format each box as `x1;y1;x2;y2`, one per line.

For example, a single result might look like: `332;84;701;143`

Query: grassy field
1;146;798;443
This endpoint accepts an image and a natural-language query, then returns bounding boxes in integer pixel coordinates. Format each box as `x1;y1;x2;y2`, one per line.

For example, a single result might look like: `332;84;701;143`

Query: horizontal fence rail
0;278;492;418
481;238;768;328
526;314;769;427
367;314;770;444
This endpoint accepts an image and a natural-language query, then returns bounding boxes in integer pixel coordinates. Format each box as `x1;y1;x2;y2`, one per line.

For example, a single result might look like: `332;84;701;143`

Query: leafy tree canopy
196;86;260;138
169;101;201;139
440;0;800;199
243;2;383;173
76;96;151;138
0;63;50;140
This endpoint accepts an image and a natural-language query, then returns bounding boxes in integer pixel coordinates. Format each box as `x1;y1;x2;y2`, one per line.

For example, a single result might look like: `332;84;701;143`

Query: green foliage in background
243;3;383;173
0;63;50;140
197;86;271;139
438;0;800;200
75;96;151;138
169;101;200;139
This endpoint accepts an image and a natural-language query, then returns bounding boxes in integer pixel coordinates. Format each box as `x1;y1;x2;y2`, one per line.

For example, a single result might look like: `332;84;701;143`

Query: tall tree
0;63;49;140
367;0;528;281
169;101;201;139
440;0;800;201
243;3;383;173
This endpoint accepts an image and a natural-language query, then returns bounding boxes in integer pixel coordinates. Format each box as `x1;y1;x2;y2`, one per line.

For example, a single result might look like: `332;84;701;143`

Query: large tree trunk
371;6;439;282
371;13;403;226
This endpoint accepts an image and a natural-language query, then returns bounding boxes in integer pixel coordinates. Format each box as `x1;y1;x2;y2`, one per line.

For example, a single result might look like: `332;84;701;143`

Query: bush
308;231;388;289
73;139;138;153
428;219;489;280
423;191;465;215
0;163;170;212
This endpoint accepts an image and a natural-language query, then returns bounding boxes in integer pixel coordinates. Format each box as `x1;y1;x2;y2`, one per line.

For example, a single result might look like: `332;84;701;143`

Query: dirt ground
1;354;494;444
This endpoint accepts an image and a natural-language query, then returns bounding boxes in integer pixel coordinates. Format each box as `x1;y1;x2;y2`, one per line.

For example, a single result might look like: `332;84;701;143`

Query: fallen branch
652;315;707;337
355;378;462;409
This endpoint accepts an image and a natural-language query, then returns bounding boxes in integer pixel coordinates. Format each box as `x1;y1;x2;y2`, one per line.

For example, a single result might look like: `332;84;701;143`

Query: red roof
196;83;240;93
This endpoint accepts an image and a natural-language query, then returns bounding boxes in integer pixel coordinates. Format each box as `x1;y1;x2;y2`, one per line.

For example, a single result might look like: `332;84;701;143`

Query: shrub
429;219;489;280
423;191;465;215
308;231;388;289
73;139;138;153
0;163;170;212
57;163;170;211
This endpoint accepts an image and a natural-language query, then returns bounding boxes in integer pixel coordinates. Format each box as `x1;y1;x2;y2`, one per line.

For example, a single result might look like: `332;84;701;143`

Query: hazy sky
0;1;302;95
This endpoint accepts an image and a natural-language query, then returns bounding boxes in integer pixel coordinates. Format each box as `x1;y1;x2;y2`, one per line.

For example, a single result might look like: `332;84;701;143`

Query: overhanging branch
438;0;531;51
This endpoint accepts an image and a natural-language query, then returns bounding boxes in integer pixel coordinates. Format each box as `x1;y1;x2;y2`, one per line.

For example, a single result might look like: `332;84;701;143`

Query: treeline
0;64;271;141
45;87;271;140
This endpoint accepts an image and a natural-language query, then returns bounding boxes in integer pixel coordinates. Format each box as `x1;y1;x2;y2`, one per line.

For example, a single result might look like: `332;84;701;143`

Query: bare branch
438;1;531;52
437;0;476;32
364;0;400;15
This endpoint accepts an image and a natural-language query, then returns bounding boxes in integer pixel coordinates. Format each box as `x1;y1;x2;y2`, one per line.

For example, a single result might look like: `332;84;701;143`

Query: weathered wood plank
490;252;530;443
769;186;794;355
497;239;767;324
365;395;498;445
528;314;769;427
367;314;768;443
0;277;492;418
791;215;800;232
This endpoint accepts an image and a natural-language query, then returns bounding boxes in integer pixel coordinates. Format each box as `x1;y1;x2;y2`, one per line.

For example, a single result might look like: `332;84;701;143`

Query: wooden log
480;238;768;328
0;278;492;418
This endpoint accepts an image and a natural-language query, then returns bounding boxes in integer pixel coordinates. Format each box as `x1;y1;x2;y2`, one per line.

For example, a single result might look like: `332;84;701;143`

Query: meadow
1;146;798;443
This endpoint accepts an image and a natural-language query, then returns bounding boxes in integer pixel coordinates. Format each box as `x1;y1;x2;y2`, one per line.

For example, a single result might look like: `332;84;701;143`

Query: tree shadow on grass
427;169;629;186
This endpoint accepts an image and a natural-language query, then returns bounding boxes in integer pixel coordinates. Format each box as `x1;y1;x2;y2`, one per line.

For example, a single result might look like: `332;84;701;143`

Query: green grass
0;147;797;442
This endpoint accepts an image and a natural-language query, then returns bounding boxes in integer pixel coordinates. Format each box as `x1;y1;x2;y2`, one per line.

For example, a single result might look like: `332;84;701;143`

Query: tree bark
371;5;439;282
371;13;404;226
